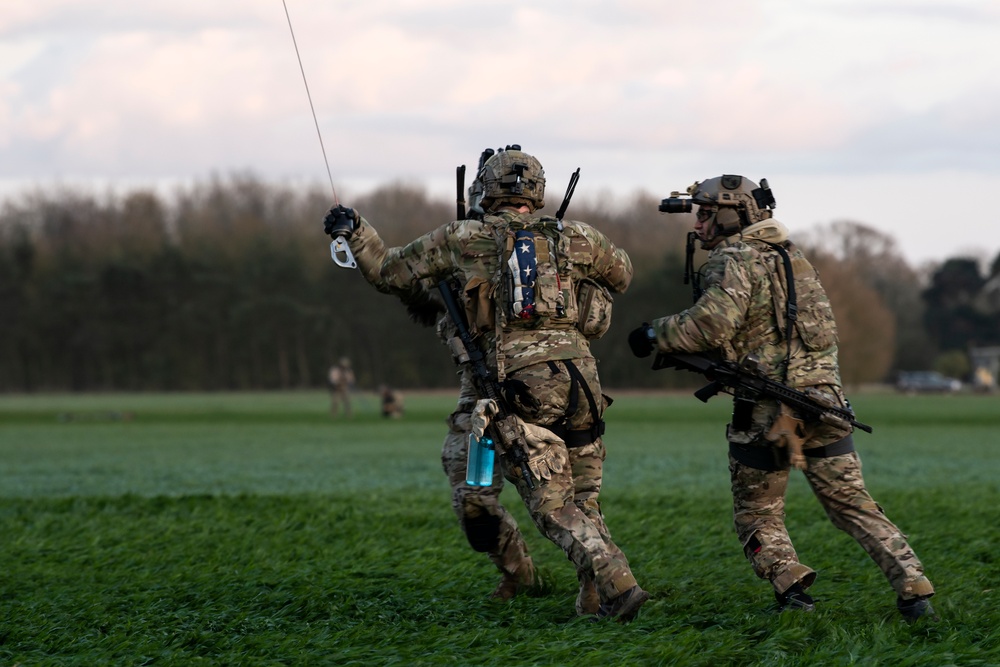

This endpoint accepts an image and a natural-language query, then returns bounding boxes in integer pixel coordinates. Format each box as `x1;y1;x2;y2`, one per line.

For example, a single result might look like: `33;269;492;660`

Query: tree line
1;174;997;392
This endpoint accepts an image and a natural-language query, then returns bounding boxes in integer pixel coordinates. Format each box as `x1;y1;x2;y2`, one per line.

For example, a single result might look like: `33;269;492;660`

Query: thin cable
282;0;338;203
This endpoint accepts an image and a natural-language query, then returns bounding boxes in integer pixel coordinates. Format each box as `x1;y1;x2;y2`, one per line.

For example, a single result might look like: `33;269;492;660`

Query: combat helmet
687;175;776;236
476;145;546;212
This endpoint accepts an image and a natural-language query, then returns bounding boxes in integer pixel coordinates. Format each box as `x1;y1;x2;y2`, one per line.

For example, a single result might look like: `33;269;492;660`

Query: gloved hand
766;404;807;470
470;399;499;440
627;323;656;358
402;289;446;327
517;418;567;482
323;204;359;239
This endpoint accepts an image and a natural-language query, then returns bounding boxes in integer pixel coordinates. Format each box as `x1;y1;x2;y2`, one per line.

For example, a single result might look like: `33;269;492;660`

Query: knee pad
463;513;501;553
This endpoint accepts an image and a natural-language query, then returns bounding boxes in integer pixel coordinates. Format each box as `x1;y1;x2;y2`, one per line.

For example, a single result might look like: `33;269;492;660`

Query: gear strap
764;241;797;383
547;360;606;448
729;435;855;471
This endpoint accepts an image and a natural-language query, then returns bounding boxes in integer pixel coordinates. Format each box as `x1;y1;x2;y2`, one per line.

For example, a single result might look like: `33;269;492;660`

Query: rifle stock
653;351;873;434
437;279;535;488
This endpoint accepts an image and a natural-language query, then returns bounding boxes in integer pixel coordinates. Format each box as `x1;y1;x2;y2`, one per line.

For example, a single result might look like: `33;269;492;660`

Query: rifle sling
729;435;855;471
764;241;797;383
803;435;855;458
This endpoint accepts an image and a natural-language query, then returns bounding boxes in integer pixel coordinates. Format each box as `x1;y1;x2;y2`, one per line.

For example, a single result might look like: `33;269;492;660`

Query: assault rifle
437;279;535;489
652;351;873;434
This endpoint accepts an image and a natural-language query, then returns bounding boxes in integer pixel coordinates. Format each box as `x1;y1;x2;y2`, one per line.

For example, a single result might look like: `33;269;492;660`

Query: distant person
380;385;404;419
327;357;355;417
629;174;936;622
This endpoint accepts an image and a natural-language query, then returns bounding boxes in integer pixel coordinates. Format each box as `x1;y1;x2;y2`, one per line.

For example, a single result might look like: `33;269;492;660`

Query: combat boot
594;585;650;622
490;561;536;601
775;583;815;612
897;595;938;623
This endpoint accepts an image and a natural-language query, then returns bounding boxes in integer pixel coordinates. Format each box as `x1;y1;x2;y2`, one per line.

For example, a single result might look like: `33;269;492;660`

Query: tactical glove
323;205;359;239
520;420;567;482
470;399;499;440
766;403;807;470
401;289;447;327
628;323;656;358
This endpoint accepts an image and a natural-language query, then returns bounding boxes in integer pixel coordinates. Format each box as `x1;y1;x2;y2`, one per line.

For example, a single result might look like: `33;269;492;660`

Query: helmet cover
478;148;546;212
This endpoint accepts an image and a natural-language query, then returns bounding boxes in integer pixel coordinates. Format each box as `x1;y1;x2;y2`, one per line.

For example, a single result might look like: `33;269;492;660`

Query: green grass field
1;389;998;665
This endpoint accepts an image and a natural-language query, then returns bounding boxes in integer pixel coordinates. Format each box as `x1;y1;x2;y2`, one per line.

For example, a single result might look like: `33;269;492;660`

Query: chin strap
683;232;703;302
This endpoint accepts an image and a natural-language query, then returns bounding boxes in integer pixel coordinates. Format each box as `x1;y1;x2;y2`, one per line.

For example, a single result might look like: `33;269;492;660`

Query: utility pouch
576;279;613;339
499;226;574;324
463;276;494;333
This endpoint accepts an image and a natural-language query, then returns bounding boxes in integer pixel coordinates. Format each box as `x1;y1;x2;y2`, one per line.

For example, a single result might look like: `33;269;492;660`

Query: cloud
1;0;999;264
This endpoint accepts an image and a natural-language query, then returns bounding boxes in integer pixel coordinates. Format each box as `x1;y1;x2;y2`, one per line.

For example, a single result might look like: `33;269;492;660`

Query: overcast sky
3;0;999;267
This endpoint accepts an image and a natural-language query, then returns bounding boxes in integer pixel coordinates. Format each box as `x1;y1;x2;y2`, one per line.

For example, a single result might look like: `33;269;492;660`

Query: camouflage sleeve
573;222;633;294
348;215;396;294
379;220;465;294
649;248;752;353
348;215;445;324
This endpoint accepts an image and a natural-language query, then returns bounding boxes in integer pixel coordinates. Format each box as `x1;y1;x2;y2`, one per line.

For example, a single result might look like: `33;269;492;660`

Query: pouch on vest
499;227;577;325
576;279;613;340
463;275;495;334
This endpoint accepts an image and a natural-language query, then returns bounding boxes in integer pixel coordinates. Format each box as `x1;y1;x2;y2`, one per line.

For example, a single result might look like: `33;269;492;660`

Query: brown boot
594;585;650;622
490;561;536;601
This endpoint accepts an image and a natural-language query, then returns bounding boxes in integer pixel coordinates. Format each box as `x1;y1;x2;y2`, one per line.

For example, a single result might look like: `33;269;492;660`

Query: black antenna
555;168;580;221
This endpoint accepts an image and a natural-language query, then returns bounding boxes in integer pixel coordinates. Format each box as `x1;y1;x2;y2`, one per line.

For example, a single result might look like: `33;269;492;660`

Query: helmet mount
660;174;776;240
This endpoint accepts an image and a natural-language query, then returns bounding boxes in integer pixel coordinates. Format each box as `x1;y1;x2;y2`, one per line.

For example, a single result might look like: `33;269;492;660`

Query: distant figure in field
380;385;405;419
327;357;355;417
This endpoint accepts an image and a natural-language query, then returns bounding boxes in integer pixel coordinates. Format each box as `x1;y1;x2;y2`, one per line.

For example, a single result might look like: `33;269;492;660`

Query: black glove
323;205;358;239
628;323;656;358
403;292;446;327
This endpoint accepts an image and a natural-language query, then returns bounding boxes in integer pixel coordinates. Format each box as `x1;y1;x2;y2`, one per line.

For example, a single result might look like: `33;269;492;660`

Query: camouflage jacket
650;219;841;388
361;210;631;377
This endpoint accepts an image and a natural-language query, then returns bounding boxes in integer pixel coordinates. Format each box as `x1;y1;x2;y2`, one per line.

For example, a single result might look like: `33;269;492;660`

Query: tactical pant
503;356;638;603
443;368;533;582
729;395;934;601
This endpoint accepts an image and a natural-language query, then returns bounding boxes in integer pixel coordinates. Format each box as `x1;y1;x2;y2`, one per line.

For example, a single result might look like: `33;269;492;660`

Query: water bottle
466;433;496;487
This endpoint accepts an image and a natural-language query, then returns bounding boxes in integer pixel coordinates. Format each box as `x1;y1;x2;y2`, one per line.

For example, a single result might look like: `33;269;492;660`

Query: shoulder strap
764;241;797;382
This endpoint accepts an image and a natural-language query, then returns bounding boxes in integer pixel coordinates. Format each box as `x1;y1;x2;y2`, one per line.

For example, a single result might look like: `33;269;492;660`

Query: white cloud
1;0;999;264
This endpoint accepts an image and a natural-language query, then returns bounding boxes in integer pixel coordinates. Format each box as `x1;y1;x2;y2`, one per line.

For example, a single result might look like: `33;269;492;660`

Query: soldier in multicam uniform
324;146;648;621
324;196;537;605
628;175;936;622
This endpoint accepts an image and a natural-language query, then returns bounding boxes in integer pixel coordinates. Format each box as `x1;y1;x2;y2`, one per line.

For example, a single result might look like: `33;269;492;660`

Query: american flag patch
508;230;537;318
